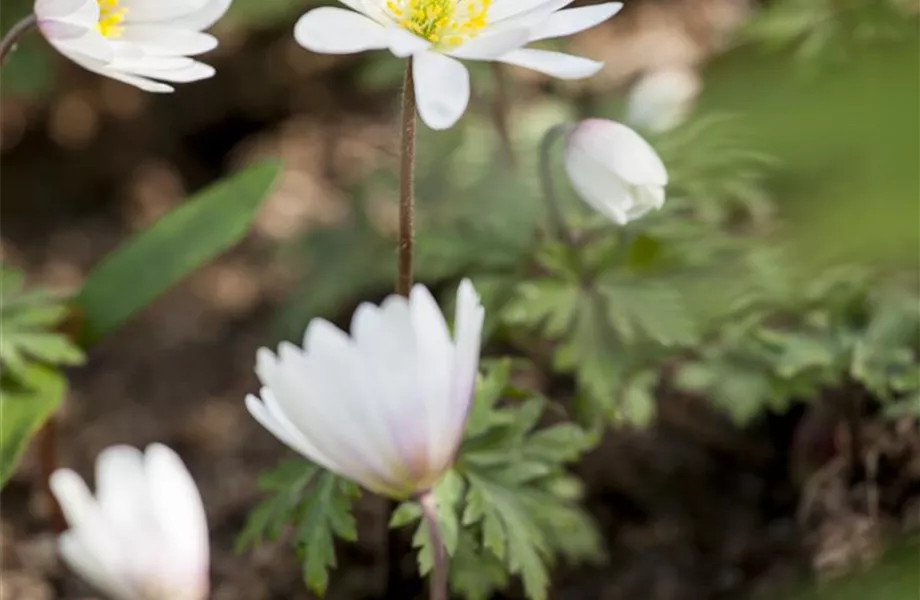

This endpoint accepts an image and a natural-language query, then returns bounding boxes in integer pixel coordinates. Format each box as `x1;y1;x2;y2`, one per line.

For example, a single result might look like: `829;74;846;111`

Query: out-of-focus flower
626;68;701;133
293;0;623;130
246;279;484;499
563;118;668;225
50;444;209;600
35;0;231;92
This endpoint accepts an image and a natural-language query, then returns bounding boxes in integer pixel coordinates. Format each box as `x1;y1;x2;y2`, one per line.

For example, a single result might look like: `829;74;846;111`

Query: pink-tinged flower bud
50;444;209;600
246;279;484;500
563;118;668;225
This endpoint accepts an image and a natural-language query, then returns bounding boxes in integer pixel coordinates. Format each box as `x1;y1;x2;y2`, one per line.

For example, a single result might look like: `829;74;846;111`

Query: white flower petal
385;27;431;58
413;51;470;130
119;0;211;23
447;28;530;61
527;2;623;42
488;0;573;25
35;0;98;26
445;279;484;461
153;0;232;31
408;284;454;471
119;26;218;56
58;532;133;600
294;7;389;54
498;48;603;79
144;444;209;596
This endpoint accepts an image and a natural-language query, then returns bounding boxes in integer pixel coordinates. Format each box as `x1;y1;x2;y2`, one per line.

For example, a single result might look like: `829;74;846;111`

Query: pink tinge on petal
38;19;89;41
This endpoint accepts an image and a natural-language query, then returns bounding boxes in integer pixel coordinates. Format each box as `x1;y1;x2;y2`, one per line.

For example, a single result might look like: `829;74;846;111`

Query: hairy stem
0;14;37;67
397;59;417;297
419;492;447;600
538;123;578;247
491;63;516;169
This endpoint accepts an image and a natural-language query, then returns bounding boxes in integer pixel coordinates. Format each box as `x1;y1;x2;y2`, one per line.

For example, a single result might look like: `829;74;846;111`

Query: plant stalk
419;492;447;600
538;123;578;248
397;59;417;297
0;14;37;67
491;63;516;169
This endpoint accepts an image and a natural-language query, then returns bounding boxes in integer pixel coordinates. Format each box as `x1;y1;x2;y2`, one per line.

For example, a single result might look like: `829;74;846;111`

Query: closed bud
563;119;668;225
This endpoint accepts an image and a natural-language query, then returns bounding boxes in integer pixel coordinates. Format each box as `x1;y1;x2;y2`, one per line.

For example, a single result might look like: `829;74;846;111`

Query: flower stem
538;123;578;247
419;492;447;600
0;14;37;67
491;64;516;169
397;59;417;297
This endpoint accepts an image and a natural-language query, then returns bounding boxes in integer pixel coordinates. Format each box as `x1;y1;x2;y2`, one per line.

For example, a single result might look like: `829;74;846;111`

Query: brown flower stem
39;418;66;532
397;59;417;297
0;14;37;67
419;492;447;600
490;63;516;169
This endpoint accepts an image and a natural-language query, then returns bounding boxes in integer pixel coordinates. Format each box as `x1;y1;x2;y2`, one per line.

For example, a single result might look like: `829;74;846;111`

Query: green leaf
236;459;359;597
76;161;280;344
0;365;66;487
296;471;360;595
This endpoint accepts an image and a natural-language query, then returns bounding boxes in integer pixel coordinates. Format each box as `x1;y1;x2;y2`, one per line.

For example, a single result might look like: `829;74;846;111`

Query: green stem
0;14;37;67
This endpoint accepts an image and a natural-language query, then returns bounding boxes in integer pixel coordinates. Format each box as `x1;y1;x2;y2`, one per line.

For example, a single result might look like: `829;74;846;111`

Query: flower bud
626;68;701;133
563;119;668;225
50;444;209;600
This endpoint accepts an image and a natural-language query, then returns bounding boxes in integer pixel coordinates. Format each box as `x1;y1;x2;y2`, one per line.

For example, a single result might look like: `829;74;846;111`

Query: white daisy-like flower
564;118;668;225
294;0;624;129
34;0;232;92
246;279;484;499
50;444;209;600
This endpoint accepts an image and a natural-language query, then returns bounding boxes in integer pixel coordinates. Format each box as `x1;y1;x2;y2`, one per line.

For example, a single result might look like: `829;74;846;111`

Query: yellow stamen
386;0;491;48
96;0;127;39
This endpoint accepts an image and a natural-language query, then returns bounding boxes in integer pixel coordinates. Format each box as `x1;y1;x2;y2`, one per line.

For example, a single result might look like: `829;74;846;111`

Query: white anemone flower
563;118;668;225
35;0;232;92
294;0;624;129
246;279;484;499
50;444;209;600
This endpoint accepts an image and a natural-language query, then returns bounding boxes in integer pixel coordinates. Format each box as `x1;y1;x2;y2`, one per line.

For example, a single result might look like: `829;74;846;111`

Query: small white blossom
564;118;668;225
626;68;701;133
35;0;231;92
294;0;623;129
246;279;484;499
50;444;209;600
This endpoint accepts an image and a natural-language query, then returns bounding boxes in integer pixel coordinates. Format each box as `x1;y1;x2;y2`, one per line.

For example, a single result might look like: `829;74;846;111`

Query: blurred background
1;0;918;599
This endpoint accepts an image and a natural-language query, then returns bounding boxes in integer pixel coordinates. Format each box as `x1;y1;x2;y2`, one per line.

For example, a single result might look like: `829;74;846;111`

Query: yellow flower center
96;0;127;39
386;0;491;48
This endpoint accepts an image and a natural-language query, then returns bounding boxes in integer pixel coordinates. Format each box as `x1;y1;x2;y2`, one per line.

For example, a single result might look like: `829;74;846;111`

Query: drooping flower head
294;0;624;129
246;279;484;499
34;0;232;92
563;118;668;225
50;444;209;600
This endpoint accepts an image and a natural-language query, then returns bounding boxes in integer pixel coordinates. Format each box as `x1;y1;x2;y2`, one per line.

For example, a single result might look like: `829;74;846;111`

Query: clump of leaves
0;265;83;486
237;360;599;600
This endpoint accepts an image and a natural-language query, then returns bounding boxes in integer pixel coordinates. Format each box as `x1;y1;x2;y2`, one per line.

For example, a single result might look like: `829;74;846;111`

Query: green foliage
236;460;360;596
390;361;600;600
0;266;81;486
76;161;280;344
240;362;597;600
